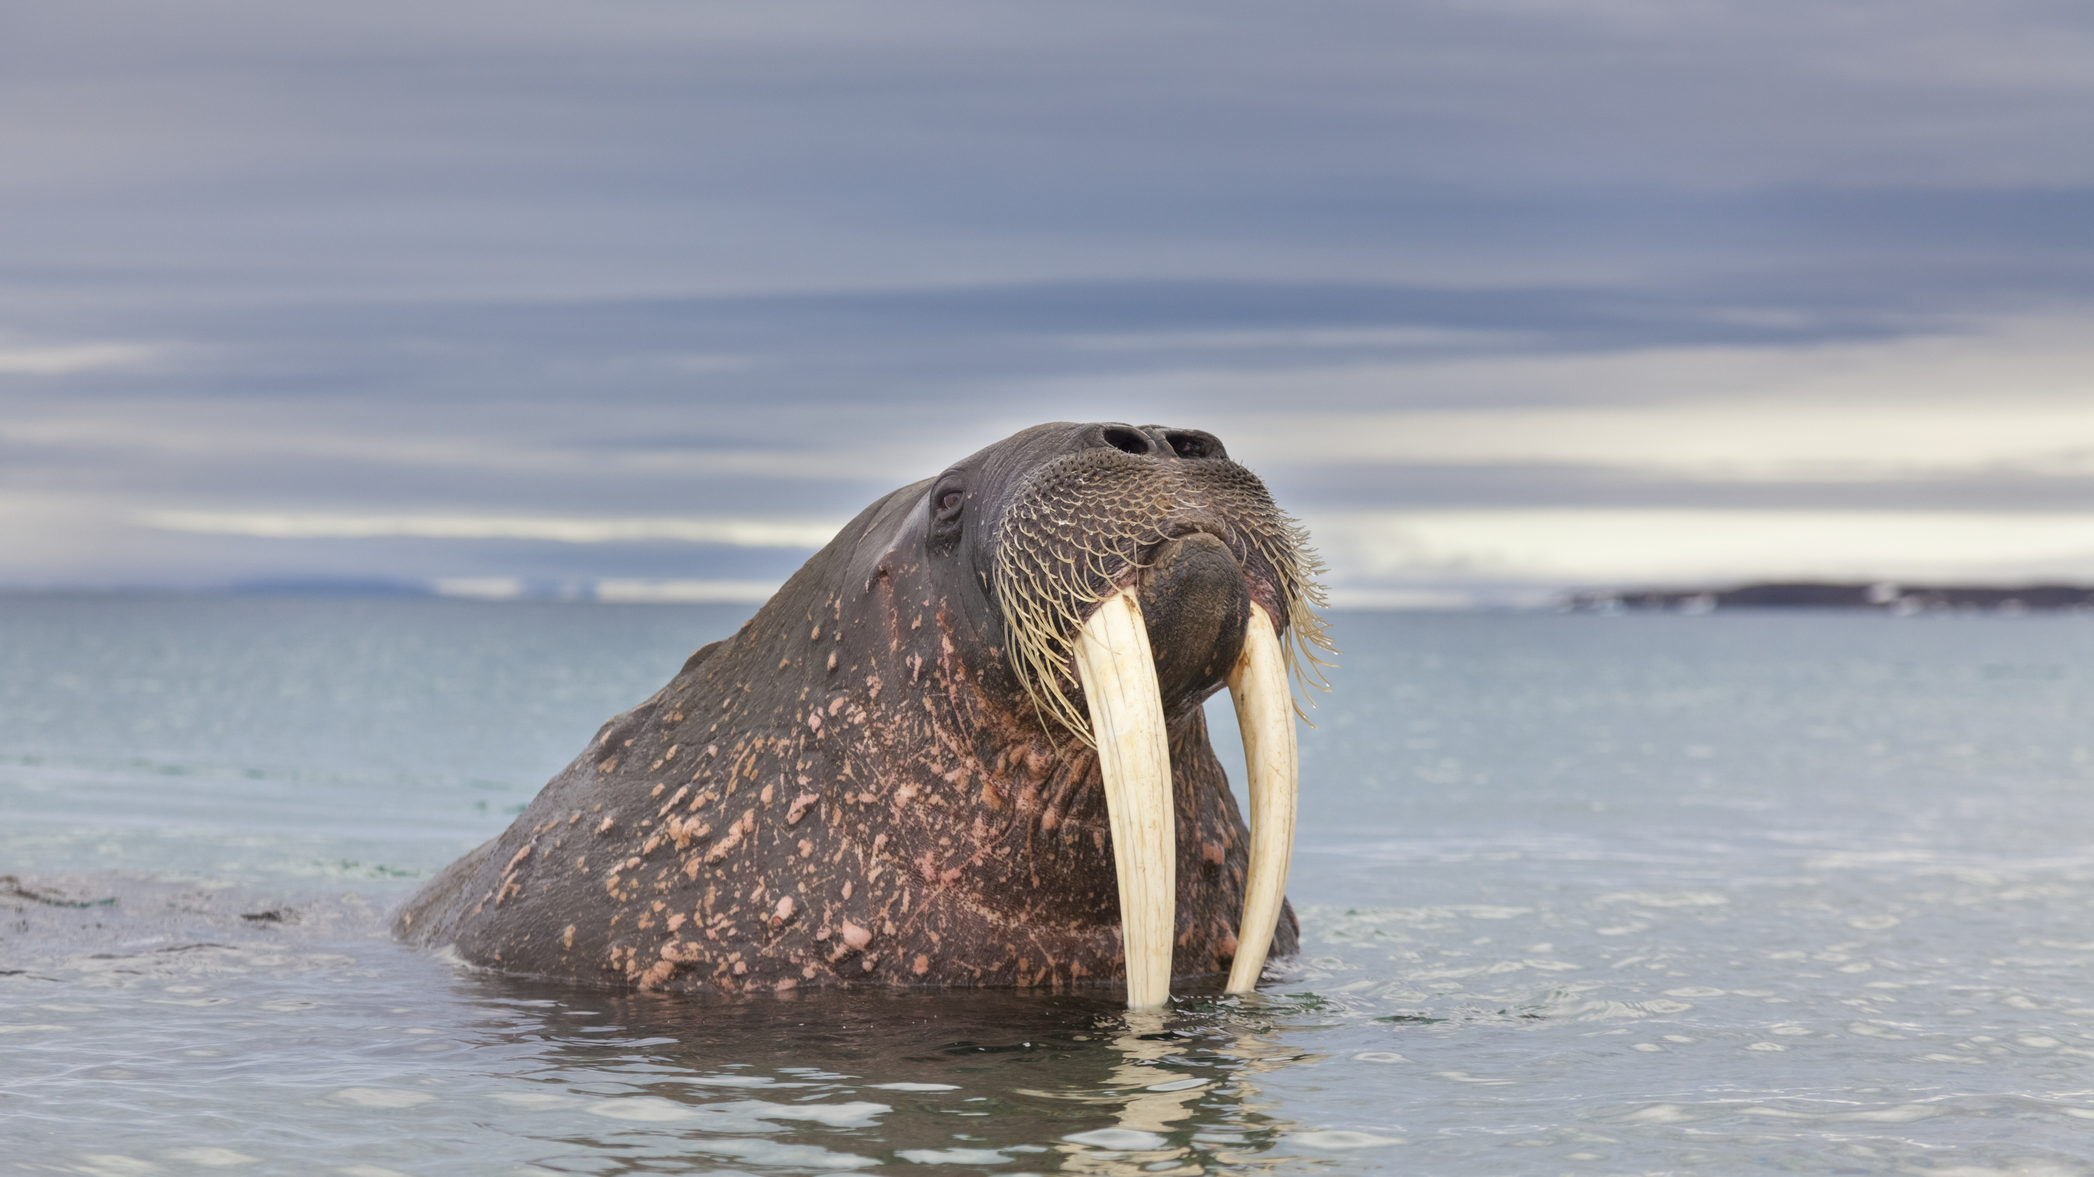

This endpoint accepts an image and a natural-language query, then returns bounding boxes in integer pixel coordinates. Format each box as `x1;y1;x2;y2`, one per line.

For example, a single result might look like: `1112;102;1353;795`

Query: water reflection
466;977;1326;1174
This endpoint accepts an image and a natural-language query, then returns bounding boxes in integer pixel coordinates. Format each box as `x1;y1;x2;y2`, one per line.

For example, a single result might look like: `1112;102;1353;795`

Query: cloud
1;304;2086;594
1244;399;2094;483
1027;309;2094;475
431;577;781;603
590;579;785;604
6;1;2093;301
1315;508;2094;587
0;339;166;375
137;510;845;549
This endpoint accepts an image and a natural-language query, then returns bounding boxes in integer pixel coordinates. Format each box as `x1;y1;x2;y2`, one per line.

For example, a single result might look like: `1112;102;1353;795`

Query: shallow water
4;597;2093;1175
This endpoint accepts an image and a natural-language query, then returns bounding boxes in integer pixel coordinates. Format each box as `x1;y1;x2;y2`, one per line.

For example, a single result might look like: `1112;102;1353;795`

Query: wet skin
395;422;1302;995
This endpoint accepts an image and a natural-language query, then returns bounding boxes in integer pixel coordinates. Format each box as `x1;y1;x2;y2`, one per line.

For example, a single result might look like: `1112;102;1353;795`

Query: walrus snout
991;429;1325;746
1136;532;1251;715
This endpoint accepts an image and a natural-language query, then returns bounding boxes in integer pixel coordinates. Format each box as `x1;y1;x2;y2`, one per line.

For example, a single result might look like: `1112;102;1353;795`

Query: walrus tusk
1073;591;1176;1009
1224;600;1297;995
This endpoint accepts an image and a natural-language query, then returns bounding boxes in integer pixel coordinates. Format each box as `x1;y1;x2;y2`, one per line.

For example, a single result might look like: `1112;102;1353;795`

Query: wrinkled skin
394;422;1301;995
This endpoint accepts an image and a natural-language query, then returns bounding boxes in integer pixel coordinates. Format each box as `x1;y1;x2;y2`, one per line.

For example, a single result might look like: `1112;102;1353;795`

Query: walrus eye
927;475;967;554
931;477;966;531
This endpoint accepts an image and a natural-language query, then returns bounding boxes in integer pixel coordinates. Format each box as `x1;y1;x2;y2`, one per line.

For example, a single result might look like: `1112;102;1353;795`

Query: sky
4;0;2093;606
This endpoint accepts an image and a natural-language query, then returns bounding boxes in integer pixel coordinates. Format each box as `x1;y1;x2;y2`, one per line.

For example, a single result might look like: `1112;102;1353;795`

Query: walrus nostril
1099;426;1152;455
1163;430;1224;460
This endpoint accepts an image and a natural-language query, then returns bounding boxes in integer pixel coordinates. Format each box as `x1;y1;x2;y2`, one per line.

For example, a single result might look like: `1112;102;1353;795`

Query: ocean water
3;596;2092;1176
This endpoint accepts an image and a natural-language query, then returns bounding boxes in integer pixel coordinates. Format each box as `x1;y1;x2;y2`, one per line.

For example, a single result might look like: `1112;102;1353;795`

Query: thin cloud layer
140;511;845;549
1318;509;2094;591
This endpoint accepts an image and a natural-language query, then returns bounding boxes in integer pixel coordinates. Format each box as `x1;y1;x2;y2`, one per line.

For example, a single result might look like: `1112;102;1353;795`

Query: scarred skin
394;422;1301;995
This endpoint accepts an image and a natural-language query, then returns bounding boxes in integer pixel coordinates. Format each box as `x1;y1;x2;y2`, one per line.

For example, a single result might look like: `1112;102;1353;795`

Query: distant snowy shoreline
1566;581;2094;614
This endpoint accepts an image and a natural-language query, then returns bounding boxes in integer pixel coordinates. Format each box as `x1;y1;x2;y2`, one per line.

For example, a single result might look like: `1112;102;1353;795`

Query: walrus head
899;422;1332;1005
395;421;1331;1007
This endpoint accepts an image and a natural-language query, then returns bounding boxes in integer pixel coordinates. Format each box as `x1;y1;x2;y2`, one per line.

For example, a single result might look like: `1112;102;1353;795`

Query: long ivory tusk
1225;600;1298;995
1073;591;1176;1009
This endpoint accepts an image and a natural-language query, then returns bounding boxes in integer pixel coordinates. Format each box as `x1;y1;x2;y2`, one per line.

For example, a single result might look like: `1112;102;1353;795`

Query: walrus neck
832;680;1241;930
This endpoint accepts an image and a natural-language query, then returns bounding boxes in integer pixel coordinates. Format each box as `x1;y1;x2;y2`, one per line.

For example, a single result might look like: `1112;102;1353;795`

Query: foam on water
4;598;2094;1174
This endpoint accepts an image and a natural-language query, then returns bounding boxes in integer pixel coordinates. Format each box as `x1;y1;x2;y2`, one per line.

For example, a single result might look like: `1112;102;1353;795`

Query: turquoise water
4;597;2093;1174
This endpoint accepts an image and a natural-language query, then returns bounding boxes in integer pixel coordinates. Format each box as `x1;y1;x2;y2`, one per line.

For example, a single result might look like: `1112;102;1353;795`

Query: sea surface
3;597;2092;1176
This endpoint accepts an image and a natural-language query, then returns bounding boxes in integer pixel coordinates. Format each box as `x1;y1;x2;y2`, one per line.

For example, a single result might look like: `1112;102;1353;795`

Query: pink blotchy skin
393;423;1301;996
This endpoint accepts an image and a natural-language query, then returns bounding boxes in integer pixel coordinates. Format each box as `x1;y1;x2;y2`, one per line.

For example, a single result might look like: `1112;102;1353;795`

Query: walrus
395;421;1332;1006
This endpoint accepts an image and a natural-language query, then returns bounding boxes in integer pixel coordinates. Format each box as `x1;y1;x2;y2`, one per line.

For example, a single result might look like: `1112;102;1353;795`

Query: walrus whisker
990;445;1333;747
